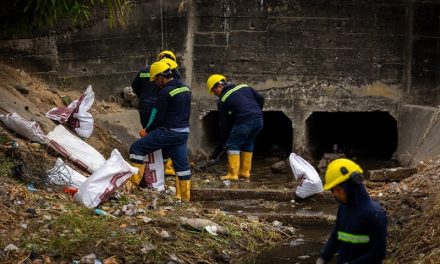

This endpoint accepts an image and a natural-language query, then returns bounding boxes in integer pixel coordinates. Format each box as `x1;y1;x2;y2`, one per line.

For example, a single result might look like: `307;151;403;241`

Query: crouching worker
206;74;264;181
129;61;192;202
316;158;387;264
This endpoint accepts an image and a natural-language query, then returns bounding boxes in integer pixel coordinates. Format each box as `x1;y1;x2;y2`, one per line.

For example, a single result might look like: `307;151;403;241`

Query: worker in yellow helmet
316;158;387;264
157;50;177;62
206;74;264;181
157;57;182;179
129;61;192;202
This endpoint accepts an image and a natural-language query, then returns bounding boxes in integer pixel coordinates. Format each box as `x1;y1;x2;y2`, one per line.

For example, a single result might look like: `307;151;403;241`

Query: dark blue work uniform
129;79;191;180
217;83;264;153
131;66;160;128
320;180;388;263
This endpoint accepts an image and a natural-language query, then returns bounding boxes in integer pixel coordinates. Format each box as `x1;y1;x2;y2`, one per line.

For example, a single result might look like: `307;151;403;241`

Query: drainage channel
193;189;337;263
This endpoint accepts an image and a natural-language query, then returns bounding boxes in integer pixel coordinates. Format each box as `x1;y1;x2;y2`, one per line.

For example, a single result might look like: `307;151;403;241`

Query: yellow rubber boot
239;151;253;180
179;179;191;202
175;176;181;200
129;162;145;185
165;159;176;176
220;154;240;181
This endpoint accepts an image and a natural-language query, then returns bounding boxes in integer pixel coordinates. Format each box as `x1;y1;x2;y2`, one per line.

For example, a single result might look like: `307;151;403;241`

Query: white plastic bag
74;149;138;208
0;112;45;143
66;85;95;138
289;152;323;198
47;158;87;188
45;85;95;138
141;150;165;191
46;125;105;172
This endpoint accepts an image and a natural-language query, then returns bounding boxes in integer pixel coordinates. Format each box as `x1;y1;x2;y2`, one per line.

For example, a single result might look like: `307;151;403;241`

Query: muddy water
198;158;339;263
241;226;335;264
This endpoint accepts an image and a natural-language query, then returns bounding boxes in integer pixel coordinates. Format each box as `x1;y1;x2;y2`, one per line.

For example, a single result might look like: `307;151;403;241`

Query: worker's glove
315;257;326;264
139;128;148;137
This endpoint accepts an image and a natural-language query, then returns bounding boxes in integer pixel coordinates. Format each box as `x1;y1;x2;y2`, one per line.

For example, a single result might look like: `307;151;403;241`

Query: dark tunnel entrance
306;111;398;161
202;111;293;159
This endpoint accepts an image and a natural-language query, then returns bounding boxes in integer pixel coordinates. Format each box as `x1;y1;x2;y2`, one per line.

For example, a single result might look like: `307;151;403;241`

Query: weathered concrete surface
95;110;140;146
368;167;418;182
1;0;440;161
191;188;334;203
395;105;440;166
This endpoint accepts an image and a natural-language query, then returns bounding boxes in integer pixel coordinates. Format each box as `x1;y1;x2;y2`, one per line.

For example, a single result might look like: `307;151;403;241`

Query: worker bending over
206;74;264;181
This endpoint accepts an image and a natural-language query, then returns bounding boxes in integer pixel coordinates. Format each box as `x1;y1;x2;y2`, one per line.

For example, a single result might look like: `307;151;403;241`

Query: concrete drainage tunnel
198;110;398;263
3;0;440;262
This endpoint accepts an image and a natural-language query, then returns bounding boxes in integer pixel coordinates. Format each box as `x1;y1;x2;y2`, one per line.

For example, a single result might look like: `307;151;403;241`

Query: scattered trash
222;180;231;187
94;208;115;218
272;220;282;227
203;225;218;236
80;253;98;264
27;183;37;192
140;242;156;254
0;112;45;143
289;238;305;246
4;244;19;252
180;217;228;235
47;158;87;188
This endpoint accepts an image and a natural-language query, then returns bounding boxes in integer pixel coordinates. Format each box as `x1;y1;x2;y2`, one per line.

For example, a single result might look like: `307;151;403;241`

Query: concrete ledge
191;188;334;203
368;167;417;182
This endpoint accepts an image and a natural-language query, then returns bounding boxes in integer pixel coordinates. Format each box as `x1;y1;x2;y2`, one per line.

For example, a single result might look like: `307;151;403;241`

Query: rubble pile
375;157;440;264
0;64;286;263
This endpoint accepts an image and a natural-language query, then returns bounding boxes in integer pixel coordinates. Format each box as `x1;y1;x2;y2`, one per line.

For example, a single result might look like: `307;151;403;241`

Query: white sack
142;150;165;191
0;112;45;143
45;85;95;138
289;152;324;199
47;158;87;188
74;149;138;208
66;85;95;138
46;125;105;172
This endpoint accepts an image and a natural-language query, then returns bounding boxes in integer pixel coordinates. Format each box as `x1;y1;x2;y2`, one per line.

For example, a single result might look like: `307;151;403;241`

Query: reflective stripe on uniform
169;87;190;97
337;231;370;244
140;72;150;78
227;150;240;155
220;84;248;102
176;170;191;176
129;154;145;163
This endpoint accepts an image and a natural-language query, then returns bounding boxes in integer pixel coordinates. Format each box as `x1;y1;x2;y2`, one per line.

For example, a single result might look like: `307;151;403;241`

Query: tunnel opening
306;111;398;163
202;111;293;159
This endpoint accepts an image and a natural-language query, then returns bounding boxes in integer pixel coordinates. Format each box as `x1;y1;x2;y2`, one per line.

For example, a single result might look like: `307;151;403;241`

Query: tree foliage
0;0;132;36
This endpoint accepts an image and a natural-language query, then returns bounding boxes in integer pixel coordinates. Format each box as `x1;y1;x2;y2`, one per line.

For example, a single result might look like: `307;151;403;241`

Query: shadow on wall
306;111;398;161
201;111;293;159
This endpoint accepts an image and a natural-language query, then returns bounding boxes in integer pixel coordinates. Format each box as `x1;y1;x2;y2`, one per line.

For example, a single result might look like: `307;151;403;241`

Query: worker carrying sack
289;152;324;199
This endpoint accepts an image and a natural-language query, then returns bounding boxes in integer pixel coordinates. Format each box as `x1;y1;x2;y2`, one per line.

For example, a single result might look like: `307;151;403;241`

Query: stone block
368;167;418;182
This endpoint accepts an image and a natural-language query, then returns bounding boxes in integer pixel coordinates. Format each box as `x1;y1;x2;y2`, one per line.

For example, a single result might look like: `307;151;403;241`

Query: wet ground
242;226;335;264
194;158;339;264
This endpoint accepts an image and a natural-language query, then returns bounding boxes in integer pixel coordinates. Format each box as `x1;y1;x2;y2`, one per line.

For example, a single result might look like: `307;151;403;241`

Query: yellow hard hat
157;50;176;61
149;61;171;81
159;58;178;69
206;74;226;94
323;158;364;190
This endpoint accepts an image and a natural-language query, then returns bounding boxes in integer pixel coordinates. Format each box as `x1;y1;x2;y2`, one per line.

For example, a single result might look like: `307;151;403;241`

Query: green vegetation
0;0;132;35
